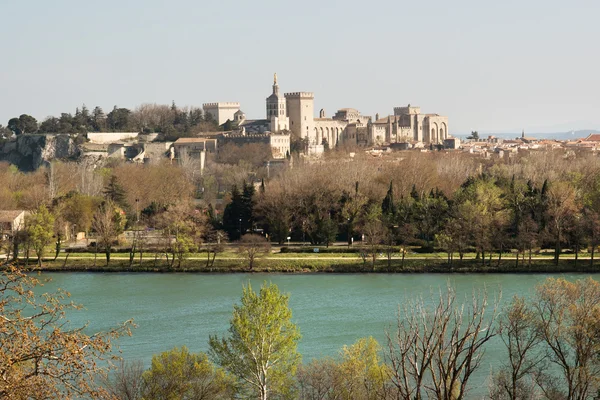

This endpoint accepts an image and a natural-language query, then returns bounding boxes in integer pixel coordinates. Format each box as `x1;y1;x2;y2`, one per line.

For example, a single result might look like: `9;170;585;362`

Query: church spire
272;72;279;96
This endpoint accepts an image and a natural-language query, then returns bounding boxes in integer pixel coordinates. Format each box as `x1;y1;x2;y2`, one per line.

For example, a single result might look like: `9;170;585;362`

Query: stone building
285;94;370;153
203;74;449;155
370;105;449;145
202;102;241;125
0;210;26;239
221;132;290;159
172;137;218;157
283;78;447;151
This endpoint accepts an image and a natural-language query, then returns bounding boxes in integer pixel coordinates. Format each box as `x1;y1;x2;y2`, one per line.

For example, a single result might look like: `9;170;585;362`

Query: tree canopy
209;282;301;400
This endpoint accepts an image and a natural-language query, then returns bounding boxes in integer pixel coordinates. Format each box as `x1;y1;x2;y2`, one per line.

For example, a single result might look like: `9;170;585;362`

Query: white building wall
286;93;315;142
202;102;241;125
87;132;139;143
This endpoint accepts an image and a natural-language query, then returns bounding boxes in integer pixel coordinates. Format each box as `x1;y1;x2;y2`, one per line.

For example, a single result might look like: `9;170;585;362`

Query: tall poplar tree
382;180;396;217
209;282;301;400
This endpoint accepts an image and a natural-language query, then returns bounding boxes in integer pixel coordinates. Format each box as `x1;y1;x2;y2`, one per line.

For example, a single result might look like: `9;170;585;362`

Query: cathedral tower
266;73;289;132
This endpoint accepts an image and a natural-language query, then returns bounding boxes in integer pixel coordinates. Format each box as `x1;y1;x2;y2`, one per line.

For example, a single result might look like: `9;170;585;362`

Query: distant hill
455;130;598;141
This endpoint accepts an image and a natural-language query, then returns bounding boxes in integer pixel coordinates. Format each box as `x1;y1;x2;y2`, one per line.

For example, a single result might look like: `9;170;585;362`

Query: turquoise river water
37;272;599;395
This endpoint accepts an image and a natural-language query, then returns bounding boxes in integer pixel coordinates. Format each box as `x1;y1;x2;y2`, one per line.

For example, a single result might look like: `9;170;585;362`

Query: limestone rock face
0;134;81;171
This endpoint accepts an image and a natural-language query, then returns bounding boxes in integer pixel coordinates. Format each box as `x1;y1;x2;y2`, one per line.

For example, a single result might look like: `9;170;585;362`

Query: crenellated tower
285;91;315;142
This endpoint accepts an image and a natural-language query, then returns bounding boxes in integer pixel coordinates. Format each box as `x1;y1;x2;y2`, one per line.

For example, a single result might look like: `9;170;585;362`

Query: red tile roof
585;133;600;141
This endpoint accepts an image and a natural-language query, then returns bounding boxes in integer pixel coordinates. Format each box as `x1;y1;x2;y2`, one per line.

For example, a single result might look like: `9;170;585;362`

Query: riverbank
13;255;600;274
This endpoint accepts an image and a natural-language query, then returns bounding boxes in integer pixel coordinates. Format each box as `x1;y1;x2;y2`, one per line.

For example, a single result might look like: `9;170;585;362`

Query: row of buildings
69;74;451;164
458;132;600;159
201;74;450;156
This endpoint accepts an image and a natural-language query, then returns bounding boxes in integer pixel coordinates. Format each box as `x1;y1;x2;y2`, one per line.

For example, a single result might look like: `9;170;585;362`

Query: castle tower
266;73;289;132
202;102;240;125
285;91;315;143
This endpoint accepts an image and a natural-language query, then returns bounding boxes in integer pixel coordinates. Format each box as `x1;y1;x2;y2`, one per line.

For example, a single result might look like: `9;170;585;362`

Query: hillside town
1;74;599;172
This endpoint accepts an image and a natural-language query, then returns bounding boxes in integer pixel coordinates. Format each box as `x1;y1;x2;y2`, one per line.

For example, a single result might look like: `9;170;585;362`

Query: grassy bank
18;255;600;274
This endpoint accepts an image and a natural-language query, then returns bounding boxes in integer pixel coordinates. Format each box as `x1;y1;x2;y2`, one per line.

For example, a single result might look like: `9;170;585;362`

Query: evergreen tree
410;184;420;201
103;175;129;210
92;106;106;131
382;181;396;217
241;182;256;234
223;185;244;240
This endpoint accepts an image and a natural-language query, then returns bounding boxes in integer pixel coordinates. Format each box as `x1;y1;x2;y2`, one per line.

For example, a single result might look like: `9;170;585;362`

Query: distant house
0;210;26;238
172;137;218;158
585;133;600;142
444;137;461;149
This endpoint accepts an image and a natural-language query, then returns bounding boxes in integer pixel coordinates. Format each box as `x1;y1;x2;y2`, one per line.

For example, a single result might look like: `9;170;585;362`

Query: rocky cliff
0;134;81;171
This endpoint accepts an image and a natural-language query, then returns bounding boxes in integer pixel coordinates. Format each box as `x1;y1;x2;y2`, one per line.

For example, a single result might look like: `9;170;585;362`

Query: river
38;272;599;395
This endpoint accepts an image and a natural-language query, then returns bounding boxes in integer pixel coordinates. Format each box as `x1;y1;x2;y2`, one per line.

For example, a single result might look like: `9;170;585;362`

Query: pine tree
103;175;128;210
410;184;420;201
382;181;396;217
241;182;256;234
223;185;244;240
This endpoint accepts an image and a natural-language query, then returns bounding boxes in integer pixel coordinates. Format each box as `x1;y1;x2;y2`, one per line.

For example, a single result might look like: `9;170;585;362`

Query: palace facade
203;74;450;154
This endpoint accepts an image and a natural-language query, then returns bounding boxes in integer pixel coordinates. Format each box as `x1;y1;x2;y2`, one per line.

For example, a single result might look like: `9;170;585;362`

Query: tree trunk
591;245;595;269
497;245;503;267
169;251;176;269
260;384;268;400
401;250;405;269
105;246;111;266
62;252;70;268
574;244;579;268
54;235;62;261
206;250;211;268
129;246;135;268
515;250;519;269
554;241;560;266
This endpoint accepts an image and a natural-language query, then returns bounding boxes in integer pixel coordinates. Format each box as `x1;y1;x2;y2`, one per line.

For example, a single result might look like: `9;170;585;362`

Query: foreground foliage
0;265;133;398
209;282;301;400
101;278;600;399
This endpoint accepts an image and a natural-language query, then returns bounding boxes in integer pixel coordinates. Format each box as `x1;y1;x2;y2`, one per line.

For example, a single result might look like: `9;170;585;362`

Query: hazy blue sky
1;0;598;134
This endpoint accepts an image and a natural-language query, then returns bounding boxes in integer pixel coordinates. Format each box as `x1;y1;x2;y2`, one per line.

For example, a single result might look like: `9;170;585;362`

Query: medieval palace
203;74;450;156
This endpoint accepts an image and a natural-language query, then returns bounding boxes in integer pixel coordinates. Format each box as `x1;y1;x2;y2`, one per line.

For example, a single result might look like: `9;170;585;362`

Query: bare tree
489;296;544;400
103;360;145;400
532;277;600;399
385;285;499;400
237;234;270;270
0;265;133;398
92;201;126;266
204;229;227;268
